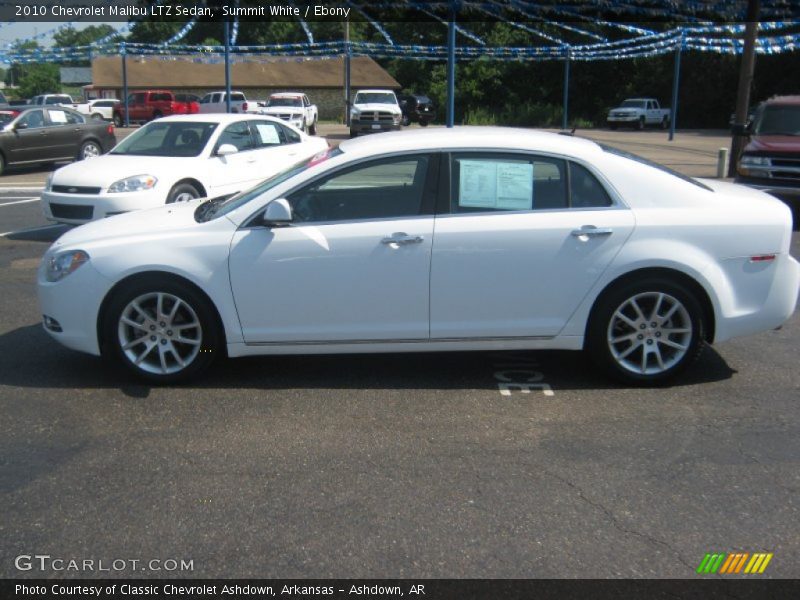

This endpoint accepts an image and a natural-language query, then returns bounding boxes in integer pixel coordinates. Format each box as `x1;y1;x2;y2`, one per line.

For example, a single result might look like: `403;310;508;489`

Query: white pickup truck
607;98;671;130
198;91;250;114
257;93;319;135
349;89;402;137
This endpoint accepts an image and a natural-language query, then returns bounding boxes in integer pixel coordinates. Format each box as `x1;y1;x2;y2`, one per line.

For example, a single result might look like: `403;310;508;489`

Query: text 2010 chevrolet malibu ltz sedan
41;113;327;224
38;128;799;385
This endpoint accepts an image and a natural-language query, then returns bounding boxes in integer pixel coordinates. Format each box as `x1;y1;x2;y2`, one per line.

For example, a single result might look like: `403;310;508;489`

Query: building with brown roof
87;54;401;120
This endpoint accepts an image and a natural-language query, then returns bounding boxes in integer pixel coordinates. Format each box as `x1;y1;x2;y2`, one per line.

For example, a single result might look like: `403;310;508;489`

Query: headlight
739;155;770;167
350;109;360;118
107;175;158;193
45;250;90;282
393;114;401;124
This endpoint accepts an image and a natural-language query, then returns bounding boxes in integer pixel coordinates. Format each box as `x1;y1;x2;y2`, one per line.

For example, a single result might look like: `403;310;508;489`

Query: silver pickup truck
607;98;671;130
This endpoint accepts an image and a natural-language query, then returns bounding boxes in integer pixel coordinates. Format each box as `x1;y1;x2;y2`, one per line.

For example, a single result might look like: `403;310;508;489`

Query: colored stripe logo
697;552;773;574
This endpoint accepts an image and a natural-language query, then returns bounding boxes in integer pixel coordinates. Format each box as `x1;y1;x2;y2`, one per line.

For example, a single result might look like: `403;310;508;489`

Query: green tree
52;24;116;48
18;64;60;98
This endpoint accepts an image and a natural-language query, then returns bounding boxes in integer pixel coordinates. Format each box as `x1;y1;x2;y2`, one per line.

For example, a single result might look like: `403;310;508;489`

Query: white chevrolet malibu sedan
41;113;328;224
37;128;799;385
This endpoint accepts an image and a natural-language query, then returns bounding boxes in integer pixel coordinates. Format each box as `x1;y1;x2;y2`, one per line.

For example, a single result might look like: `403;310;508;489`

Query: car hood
744;135;800;153
52;199;214;250
353;103;402;114
50;154;203;188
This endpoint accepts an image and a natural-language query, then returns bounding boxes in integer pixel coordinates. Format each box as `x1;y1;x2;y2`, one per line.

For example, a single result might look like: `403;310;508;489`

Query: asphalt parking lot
1;127;799;579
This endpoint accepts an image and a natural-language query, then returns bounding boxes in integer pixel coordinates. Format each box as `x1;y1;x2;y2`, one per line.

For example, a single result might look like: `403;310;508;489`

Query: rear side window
569;163;612;208
231;93;246;102
451;153;567;212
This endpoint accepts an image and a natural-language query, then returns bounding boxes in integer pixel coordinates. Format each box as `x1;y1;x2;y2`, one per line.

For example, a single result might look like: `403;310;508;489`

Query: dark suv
735;96;800;205
399;94;436;127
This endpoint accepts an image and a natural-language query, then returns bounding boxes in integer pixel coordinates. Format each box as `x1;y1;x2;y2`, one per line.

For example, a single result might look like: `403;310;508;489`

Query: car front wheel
166;183;200;204
587;278;705;385
105;278;220;383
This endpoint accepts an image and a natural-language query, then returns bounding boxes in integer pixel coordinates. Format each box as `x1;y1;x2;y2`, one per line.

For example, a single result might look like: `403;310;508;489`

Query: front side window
17;110;46;129
200;94;212;104
287;155;430;223
451;154;567;213
216;121;255;152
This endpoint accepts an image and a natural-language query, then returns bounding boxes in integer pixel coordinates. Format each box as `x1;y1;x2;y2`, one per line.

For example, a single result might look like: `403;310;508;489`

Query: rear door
430;152;635;339
43;108;83;159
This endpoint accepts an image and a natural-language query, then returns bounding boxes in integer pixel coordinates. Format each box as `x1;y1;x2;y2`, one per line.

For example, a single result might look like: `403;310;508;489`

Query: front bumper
37;260;112;356
734;176;800;203
350;120;401;134
41;189;164;225
607;115;640;123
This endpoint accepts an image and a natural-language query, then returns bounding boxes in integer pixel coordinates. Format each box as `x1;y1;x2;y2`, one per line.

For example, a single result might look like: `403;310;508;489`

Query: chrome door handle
571;226;613;238
246;156;257;163
381;232;424;245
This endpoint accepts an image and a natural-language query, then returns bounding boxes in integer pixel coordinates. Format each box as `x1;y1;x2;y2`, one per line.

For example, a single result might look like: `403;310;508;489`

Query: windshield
754;105;800;136
267;97;302;107
600;144;712;191
46;96;72;105
198;147;343;222
354;92;397;105
621;100;647;109
111;121;218;157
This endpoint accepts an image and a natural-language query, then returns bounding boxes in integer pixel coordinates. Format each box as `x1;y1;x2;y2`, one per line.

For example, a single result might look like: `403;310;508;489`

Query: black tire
103;276;221;384
586;277;705;386
661;116;669;130
419;120;429;127
166;182;201;204
77;140;102;161
401;115;411;127
308;120;317;136
349;129;357;138
113;114;123;127
0;153;5;176
637;116;645;130
90;113;103;120
301;118;308;134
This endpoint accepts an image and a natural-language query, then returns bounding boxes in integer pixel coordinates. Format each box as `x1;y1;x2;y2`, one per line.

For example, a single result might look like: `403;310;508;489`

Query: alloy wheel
606;291;692;375
117;292;203;375
82;143;101;159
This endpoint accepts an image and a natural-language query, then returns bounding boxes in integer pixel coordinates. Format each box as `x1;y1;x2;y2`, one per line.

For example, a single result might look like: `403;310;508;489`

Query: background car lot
1;126;799;578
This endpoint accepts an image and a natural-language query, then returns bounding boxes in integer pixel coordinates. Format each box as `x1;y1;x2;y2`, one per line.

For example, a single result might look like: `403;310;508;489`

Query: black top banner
1;0;799;23
3;579;800;600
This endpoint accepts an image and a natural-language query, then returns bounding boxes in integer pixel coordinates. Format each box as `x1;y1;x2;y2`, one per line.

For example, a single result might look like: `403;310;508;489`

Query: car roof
763;95;800;106
355;89;396;94
338;127;603;160
157;113;286;124
271;92;303;97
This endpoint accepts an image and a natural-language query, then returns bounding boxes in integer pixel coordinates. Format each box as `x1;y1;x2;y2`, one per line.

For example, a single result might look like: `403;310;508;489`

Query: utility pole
344;19;351;126
728;0;760;177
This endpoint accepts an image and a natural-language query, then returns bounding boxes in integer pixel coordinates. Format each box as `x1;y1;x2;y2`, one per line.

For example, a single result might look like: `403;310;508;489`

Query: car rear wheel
113;114;123;127
166;183;201;204
661;116;669;129
78;141;101;161
90;113;103;120
637;116;645;130
308;120;317;136
587;278;705;385
105;279;220;383
349;129;357;138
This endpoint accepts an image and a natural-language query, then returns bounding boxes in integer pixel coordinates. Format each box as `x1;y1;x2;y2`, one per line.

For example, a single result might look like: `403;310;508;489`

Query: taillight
107;124;114;134
243;102;248;111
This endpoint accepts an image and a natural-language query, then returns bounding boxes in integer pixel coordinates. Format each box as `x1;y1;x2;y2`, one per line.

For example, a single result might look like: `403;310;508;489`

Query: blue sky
0;22;127;47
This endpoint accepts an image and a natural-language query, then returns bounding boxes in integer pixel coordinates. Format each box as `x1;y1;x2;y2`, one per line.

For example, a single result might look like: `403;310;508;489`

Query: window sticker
458;160;533;210
49;110;67;124
256;123;280;144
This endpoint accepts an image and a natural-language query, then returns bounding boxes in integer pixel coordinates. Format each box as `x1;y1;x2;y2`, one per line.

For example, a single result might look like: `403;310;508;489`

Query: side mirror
262;198;293;227
14;121;28;130
216;143;238;156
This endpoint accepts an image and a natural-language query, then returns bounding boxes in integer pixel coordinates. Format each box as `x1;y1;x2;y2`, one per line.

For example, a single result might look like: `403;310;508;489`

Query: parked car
41;113;328;224
30;94;78;108
607;98;671;130
0;107;115;176
258;93;318;135
113;90;198;126
81;99;120;121
398;94;436;126
198;91;249;114
37;128;798;384
735;95;800;205
349;89;402;137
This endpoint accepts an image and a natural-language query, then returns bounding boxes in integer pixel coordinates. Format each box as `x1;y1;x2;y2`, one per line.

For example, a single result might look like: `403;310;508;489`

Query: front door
4;109;50;164
208;120;260;196
430;152;635;339
229;153;438;343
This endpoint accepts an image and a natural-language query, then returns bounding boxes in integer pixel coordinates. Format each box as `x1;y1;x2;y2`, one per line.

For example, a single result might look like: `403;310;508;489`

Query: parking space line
0;224;62;237
0;198;38;207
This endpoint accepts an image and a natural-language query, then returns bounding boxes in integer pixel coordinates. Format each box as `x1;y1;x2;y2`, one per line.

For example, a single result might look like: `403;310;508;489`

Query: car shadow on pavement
0;324;735;398
4;224;71;243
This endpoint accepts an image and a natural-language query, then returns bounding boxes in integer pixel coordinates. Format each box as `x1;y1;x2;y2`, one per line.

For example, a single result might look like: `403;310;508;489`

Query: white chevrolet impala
37;128;799;385
41;113;327;224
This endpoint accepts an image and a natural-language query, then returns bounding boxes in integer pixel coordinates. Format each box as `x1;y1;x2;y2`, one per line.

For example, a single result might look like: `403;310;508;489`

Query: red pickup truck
113;90;199;126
